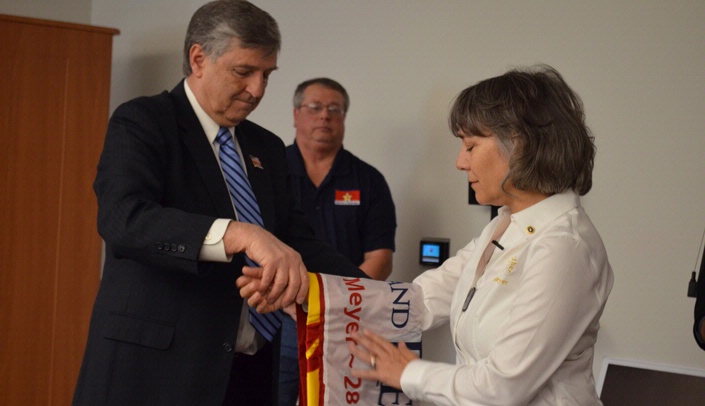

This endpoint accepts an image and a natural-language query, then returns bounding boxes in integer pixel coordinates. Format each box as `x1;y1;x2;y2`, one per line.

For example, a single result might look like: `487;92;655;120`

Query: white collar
183;79;233;144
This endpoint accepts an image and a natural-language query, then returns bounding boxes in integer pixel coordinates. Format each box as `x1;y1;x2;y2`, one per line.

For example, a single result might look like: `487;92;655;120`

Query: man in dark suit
72;1;365;405
694;248;705;350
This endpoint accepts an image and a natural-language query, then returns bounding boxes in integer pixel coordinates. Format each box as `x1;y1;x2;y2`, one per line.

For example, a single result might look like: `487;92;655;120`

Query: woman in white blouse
348;65;614;405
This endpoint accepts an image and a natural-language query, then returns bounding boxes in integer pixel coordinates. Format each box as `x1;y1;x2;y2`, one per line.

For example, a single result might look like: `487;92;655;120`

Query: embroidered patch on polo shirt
334;190;360;206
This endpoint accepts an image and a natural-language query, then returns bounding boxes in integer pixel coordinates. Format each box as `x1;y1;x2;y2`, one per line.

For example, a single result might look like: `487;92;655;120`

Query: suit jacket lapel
170;81;236;219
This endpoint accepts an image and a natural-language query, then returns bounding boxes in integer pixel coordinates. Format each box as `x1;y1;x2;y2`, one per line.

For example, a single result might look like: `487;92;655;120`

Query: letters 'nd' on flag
334;190;361;206
297;273;424;406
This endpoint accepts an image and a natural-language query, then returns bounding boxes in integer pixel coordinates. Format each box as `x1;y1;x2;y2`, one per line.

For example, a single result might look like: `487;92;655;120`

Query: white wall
0;0;91;24
13;0;705;395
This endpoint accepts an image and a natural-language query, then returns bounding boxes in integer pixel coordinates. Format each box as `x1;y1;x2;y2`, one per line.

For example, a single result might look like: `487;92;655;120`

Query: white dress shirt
184;80;262;354
401;191;614;405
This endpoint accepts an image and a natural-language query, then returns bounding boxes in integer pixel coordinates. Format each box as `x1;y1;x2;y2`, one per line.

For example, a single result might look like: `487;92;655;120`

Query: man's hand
236;267;309;314
224;221;308;307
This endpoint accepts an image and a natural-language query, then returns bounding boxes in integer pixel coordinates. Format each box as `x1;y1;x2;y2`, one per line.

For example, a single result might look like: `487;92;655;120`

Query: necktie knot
216;127;232;146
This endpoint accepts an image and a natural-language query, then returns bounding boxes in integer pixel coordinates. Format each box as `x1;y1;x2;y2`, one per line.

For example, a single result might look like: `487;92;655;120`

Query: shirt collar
289;140;349;177
330;147;351;177
503;190;580;237
184;80;232;144
288;141;307;176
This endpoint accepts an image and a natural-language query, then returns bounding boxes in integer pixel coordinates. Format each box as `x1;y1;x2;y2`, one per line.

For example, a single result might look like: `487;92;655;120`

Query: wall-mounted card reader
419;237;450;266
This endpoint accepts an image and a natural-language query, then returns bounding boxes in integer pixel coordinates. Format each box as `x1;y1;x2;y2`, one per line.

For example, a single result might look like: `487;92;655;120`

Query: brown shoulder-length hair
449;65;595;196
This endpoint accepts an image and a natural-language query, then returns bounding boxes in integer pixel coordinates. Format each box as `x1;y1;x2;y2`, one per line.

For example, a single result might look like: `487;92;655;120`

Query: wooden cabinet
0;15;118;405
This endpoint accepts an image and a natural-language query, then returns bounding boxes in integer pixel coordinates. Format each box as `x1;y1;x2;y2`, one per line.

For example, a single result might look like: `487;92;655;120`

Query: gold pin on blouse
527;226;535;234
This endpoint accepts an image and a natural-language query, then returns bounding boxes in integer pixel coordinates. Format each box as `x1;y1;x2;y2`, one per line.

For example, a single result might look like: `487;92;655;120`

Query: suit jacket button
223;342;233;353
170;243;177;252
178;244;186;253
156;242;163;250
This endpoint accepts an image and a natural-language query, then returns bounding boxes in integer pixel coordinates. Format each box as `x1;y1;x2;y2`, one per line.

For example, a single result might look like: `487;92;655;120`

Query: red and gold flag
297;273;423;405
334;190;361;206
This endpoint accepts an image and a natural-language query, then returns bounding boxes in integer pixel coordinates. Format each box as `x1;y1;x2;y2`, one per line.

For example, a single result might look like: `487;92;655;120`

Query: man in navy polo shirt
279;78;397;404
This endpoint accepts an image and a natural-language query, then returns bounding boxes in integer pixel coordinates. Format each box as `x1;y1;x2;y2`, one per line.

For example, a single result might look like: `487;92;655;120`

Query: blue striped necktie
216;127;283;341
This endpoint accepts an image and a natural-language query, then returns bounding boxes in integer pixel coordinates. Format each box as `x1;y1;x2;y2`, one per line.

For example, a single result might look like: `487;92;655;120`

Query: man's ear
189;44;207;78
293;108;300;128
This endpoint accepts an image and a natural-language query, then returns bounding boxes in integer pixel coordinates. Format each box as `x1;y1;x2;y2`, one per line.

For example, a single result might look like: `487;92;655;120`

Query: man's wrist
223;220;245;255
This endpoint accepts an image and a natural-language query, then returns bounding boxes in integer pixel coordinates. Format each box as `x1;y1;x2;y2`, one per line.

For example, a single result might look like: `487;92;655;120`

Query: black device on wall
419;238;450;266
469;182;499;219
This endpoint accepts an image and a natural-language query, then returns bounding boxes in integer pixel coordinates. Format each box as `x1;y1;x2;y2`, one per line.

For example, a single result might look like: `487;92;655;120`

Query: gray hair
293;77;350;112
449;65;595;196
182;0;280;76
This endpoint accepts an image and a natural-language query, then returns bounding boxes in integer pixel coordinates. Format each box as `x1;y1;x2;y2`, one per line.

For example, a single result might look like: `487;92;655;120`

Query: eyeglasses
300;103;346;117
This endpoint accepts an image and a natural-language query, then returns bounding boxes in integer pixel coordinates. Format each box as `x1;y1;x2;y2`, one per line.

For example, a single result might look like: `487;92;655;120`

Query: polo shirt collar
288;141;307;177
289;140;351;178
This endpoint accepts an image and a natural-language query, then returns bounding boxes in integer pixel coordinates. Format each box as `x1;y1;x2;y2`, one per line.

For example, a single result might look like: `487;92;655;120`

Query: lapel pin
249;155;264;169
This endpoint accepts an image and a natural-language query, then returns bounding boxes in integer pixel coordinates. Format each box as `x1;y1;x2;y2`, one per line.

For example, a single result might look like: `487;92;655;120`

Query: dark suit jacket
72;81;366;405
694;253;705;351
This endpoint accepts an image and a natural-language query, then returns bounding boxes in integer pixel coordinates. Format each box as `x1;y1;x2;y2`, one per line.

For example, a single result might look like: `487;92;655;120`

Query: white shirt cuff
198;218;232;262
400;359;428;401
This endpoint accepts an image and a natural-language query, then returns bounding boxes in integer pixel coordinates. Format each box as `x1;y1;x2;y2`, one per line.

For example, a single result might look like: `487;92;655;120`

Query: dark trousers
223;343;275;406
278;317;300;405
